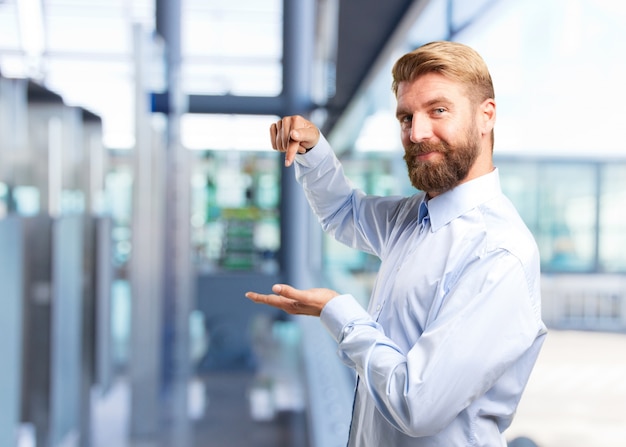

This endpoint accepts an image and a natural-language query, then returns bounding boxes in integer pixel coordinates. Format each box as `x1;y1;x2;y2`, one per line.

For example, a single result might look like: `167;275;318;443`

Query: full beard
403;129;481;195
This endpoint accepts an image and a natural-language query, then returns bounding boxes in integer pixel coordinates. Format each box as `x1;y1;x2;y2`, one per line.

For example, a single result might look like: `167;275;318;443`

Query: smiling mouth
416;151;442;162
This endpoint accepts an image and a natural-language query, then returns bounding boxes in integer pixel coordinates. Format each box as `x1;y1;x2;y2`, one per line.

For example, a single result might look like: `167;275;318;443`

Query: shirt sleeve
294;135;409;258
320;248;546;437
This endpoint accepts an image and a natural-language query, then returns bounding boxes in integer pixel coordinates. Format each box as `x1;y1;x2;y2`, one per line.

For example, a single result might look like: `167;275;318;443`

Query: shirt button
376;304;381;312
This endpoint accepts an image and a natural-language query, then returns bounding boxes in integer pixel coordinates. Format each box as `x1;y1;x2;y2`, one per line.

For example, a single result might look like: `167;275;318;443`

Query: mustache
405;140;448;156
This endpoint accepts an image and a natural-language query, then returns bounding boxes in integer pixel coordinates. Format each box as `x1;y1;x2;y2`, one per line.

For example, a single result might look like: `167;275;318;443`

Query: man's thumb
290;128;319;148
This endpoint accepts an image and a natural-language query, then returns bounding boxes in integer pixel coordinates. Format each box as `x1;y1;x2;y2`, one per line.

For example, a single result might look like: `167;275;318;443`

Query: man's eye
433;108;446;115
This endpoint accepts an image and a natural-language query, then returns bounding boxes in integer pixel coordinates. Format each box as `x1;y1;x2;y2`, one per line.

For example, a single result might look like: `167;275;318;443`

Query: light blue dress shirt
294;136;547;447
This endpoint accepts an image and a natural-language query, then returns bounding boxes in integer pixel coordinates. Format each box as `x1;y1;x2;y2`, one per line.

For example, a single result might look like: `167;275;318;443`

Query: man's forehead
396;74;464;105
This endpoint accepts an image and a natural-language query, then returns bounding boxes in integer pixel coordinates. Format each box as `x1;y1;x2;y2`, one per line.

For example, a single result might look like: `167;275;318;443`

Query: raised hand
269;115;320;167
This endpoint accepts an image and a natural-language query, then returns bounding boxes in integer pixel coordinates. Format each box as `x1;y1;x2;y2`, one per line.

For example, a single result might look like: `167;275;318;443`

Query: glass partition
538;163;598;272
599;164;626;272
499;160;599;272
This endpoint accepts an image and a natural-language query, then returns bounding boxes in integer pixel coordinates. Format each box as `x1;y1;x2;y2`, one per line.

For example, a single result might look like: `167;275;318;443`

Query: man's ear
478;98;496;136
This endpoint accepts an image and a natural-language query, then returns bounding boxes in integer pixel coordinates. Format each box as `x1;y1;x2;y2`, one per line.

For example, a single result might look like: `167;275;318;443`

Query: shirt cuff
294;134;332;168
320;293;373;343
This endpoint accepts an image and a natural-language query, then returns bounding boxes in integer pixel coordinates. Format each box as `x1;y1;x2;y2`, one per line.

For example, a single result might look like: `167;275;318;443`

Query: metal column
0;217;24;447
279;0;320;290
129;0;194;444
157;0;194;442
129;24;165;440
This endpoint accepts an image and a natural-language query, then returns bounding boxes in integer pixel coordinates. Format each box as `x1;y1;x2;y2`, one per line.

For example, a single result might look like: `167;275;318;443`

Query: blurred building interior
1;0;626;446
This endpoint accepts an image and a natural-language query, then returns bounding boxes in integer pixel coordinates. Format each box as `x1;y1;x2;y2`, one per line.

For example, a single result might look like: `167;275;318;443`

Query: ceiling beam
322;0;427;134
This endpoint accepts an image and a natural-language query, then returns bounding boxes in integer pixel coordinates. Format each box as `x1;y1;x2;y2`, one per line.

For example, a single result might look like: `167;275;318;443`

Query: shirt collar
423;168;502;232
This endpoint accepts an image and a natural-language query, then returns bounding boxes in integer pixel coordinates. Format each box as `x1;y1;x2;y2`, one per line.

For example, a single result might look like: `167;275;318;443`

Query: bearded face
403;124;481;195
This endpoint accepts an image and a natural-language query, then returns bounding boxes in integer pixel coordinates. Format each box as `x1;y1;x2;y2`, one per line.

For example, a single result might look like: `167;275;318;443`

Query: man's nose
410;115;433;143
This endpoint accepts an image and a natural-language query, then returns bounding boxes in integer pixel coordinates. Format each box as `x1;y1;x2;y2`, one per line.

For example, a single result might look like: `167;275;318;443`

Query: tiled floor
195;371;308;447
91;371;308;447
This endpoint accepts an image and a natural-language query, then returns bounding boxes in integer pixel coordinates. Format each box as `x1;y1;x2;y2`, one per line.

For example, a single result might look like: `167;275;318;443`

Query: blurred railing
541;274;626;332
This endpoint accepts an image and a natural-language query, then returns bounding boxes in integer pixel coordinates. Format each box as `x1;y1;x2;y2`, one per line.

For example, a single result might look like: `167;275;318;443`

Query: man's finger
290;128;319;149
285;139;300;167
269;123;278;150
271;283;305;300
279;119;290;151
284;128;319;167
245;291;295;308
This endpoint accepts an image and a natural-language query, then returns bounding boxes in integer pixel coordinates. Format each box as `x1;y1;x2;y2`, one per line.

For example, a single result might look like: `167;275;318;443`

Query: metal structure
0;73;111;447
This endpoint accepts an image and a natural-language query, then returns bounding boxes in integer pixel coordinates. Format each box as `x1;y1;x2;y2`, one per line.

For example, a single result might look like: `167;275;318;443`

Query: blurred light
16;0;45;75
355;111;401;152
181;114;278;151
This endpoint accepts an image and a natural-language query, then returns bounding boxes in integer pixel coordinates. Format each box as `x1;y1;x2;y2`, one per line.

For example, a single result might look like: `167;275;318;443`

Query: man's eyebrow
423;96;453;107
395;108;408;118
396;96;453;116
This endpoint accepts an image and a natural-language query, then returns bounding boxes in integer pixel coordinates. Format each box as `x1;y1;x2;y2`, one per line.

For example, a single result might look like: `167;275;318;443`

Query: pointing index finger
284;127;320;167
285;132;300;167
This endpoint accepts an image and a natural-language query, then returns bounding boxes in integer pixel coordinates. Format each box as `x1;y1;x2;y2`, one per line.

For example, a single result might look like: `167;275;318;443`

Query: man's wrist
320;294;372;343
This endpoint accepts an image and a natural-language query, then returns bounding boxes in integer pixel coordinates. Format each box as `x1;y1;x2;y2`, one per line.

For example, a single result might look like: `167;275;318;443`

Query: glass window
599;163;626;273
536;163;597;272
0;182;6;218
105;164;134;270
497;159;540;231
495;159;602;273
181;0;282;97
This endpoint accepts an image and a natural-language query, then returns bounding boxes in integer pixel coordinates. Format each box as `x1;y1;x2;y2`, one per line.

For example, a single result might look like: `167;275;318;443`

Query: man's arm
320;248;546;437
271;115;407;258
250;250;545;437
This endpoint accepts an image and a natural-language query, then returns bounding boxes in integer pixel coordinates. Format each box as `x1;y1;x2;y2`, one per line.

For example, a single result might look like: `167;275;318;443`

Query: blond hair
391;41;494;104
